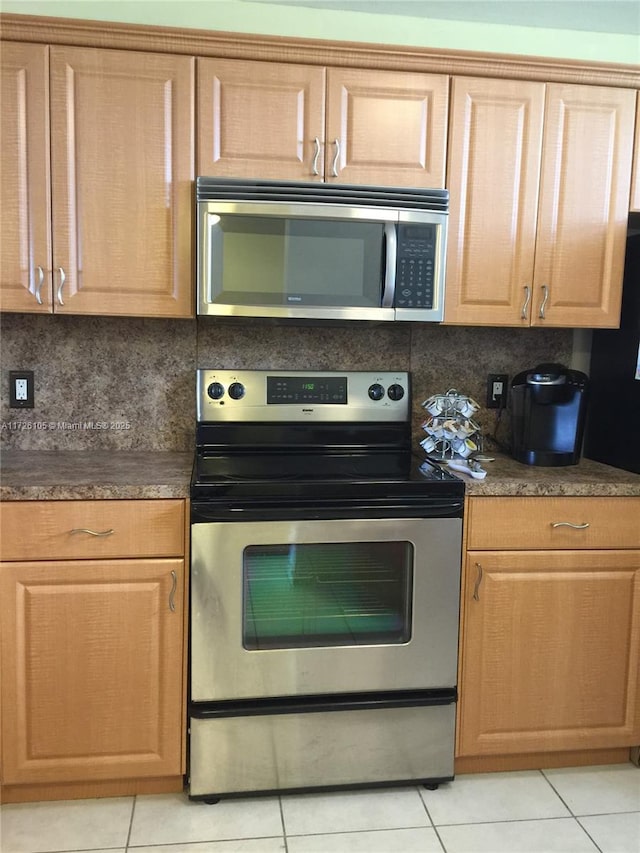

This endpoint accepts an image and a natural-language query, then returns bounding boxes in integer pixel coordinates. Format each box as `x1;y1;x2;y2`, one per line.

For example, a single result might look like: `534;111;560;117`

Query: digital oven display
267;376;347;404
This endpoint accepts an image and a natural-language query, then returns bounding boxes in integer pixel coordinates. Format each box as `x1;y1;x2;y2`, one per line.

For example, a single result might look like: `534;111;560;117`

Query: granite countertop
449;452;640;497
1;449;639;501
0;450;193;500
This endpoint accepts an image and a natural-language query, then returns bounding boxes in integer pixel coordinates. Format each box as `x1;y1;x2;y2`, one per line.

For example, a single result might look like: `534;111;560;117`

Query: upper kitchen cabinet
324;68;448;187
445;79;636;327
0;44;194;318
0;43;52;312
197;58;325;181
631;93;640;212
533;83;635;327
197;58;448;187
444;77;545;326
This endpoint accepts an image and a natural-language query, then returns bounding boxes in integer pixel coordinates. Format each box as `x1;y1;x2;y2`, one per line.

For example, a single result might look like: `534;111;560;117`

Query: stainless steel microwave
196;178;448;322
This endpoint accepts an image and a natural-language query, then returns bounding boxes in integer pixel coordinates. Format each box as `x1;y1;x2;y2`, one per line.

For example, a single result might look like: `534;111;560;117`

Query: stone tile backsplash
0;314;196;451
0;313;572;452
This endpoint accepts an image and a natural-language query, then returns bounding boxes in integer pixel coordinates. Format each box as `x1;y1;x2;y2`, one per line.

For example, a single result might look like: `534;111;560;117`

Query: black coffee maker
509;363;589;466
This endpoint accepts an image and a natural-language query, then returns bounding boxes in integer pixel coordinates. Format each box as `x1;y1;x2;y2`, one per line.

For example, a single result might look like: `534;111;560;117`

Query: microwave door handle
206;212;221;305
382;222;397;308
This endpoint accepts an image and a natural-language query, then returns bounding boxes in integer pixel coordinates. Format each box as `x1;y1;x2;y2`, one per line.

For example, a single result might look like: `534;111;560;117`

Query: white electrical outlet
9;370;34;408
15;378;28;401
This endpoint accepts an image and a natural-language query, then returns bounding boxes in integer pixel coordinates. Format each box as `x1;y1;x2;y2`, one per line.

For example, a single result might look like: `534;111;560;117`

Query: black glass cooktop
191;450;464;504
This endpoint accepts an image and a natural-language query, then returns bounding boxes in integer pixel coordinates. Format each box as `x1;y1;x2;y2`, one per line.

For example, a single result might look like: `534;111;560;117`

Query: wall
1;0;638;63
0;312;573;453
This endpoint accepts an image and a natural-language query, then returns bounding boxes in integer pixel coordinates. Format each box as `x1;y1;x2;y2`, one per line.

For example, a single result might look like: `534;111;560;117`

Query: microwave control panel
395;224;436;309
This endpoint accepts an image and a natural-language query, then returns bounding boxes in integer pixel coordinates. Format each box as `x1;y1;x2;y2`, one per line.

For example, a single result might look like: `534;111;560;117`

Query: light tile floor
1;764;639;853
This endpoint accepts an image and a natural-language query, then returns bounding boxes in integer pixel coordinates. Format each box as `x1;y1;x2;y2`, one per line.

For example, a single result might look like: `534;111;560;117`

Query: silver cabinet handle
56;267;66;305
70;527;115;537
311;137;321;176
35;265;44;305
169;570;177;612
538;284;549;319
552;521;590;529
473;562;483;601
331;138;340;177
521;285;531;320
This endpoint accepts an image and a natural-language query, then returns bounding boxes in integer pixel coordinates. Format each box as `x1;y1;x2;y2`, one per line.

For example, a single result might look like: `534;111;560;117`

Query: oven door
191;515;462;702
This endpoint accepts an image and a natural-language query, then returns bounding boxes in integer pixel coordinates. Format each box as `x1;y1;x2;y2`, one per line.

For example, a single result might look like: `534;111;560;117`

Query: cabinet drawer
467;497;640;550
0;500;185;561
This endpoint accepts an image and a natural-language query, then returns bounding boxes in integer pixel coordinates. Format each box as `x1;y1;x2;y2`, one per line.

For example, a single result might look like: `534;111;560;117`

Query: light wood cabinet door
49;46;194;318
466;496;640;551
0;499;185;561
444;77;545;325
630;93;640;212
196;61;447;188
325;68;448;187
532;83;635;327
457;550;640;757
0;42;52;313
197;58;326;181
0;558;185;785
444;80;635;328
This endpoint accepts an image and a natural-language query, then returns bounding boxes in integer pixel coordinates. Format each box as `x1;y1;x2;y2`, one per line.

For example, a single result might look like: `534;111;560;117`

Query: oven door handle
191;499;464;523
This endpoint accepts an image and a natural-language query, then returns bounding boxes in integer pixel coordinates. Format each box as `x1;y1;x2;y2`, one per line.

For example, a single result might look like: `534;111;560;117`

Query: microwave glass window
209;216;385;307
242;541;414;650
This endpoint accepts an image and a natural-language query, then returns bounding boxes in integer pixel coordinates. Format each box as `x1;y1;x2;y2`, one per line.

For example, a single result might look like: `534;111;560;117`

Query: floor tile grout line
284;824;439;838
574;809;640;817
416;783;438;829
538;767;579;817
425;814;614;829
416;781;448;850
278;794;289;853
124;794;136;851
431;824;449;853
575;815;607;853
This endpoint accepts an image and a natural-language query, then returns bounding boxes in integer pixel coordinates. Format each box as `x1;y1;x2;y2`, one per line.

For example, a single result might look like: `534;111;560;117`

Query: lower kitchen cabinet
0;499;187;797
456;497;640;761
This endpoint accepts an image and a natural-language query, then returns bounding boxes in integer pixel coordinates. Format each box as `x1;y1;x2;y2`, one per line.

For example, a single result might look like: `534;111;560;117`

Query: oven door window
242;541;413;650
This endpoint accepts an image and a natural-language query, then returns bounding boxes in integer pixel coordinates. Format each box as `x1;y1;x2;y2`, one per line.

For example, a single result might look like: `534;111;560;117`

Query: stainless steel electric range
189;369;464;801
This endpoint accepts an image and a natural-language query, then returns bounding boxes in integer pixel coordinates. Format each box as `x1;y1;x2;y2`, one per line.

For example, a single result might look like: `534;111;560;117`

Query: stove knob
207;381;225;400
387;383;405;401
228;382;245;400
368;383;385;401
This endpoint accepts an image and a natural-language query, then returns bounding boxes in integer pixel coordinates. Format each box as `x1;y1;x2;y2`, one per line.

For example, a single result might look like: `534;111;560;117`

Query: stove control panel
197;370;410;423
266;376;348;405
